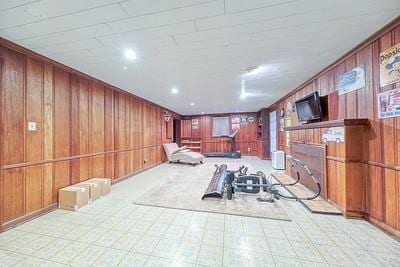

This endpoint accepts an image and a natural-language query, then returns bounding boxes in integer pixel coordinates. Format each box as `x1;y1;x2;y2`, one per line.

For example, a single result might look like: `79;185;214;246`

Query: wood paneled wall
182;113;259;155
0;44;173;231
271;18;400;237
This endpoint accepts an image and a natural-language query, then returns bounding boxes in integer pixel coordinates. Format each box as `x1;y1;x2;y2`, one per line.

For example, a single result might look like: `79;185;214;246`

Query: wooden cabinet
285;119;369;218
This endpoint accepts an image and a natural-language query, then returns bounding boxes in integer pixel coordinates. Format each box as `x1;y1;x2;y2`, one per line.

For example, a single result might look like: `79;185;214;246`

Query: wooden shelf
284;119;369;131
181;137;202;152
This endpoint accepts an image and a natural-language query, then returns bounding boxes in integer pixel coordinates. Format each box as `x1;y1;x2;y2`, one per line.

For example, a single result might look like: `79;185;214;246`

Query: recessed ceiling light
124;49;136;60
201;112;205;114
171;88;179;94
122;66;127;70
244;66;262;76
190;102;195;106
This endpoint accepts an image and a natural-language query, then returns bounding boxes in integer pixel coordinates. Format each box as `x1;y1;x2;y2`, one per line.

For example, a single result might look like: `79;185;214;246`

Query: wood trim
182;111;255;118
267;16;400;109
326;157;400;170
368;216;400;240
366;160;400;171
0;161;165;232
111;161;164;185
284;119;369;131
326;156;364;164
2;145;163;170
0;203;57;233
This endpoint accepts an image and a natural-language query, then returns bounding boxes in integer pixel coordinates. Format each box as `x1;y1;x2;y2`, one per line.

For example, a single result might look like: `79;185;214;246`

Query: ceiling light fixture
243;65;263;77
122;66;127;70
171;88;179;94
124;49;136;60
201;112;205;114
190;102;195;106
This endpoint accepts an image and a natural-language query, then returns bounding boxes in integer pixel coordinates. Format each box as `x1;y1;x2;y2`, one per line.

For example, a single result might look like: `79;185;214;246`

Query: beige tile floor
0;157;399;267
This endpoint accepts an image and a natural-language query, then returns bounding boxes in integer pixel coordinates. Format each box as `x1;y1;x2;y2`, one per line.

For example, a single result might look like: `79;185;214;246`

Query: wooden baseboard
0;162;166;233
368;217;400;240
344;210;366;219
1;203;58;233
111;161;165;185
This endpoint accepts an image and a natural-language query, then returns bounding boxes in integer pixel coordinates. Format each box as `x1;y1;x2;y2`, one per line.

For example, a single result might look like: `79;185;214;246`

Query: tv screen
295;92;322;122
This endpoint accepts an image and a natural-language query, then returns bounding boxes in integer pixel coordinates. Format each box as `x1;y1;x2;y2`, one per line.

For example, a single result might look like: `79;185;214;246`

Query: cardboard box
58;186;89;211
87;178;111;196
78;181;101;201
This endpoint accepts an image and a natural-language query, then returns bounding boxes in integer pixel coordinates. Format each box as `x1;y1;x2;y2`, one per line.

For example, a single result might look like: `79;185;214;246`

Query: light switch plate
28;122;37;131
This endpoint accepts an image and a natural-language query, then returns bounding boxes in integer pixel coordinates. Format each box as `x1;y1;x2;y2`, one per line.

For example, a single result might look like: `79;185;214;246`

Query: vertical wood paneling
273;23;400;235
79;78;89;181
0;43;171;230
70;75;80;184
42;64;53;206
53;69;70;195
25;57;43;213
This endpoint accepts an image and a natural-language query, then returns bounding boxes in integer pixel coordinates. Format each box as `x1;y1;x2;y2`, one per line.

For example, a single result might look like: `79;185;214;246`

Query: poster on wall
191;119;199;129
379;43;400;87
322;127;344;143
232;123;240;131
378;87;400;119
338;64;366;95
231;117;240;124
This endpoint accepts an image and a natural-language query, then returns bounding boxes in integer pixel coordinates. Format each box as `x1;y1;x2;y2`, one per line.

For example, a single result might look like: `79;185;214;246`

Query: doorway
173;119;181;145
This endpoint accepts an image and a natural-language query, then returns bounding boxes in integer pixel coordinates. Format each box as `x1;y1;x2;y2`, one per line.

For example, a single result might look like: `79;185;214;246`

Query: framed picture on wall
231;117;240;124
379;43;400;87
377;87;400;119
192;119;199;129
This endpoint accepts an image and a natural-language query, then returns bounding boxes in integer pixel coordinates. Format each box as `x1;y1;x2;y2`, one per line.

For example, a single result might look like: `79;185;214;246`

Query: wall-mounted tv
295;91;322;122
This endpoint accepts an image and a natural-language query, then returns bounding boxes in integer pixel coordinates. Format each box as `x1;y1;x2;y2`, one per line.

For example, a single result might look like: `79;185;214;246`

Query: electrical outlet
144;159;147;164
248;147;251;152
27;122;37;131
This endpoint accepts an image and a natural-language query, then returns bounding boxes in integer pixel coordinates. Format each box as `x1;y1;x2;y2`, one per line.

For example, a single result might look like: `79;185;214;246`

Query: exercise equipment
203;129;241;159
204;155;321;203
202;164;227;199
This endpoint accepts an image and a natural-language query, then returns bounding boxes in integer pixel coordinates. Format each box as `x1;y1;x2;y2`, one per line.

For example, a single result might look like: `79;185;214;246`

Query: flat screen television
295;91;322;122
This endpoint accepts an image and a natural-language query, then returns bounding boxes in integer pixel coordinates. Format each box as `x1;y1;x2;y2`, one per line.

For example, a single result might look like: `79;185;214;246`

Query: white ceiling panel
98;22;196;46
120;0;216;17
19;24;114;48
0;0;36;11
107;0;224;33
20;4;128;36
2;0;399;115
33;38;103;55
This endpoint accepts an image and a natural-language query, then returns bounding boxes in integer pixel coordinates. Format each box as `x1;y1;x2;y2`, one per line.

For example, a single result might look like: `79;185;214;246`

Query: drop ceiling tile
0;0;34;11
120;0;215;17
0;6;42;29
0;26;33;40
224;0;297;14
19;24;114;48
34;38;103;55
107;0;224;33
20;4;128;36
99;22;195;45
0;0;124;29
98;35;175;50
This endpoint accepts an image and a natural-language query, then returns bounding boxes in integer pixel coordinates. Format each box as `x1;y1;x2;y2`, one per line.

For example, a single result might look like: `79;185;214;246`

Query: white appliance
272;151;285;170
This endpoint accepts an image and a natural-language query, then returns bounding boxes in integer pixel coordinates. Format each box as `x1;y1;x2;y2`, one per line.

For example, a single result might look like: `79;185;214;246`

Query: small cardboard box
78;181;101;201
87;178;111;196
59;186;89;211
